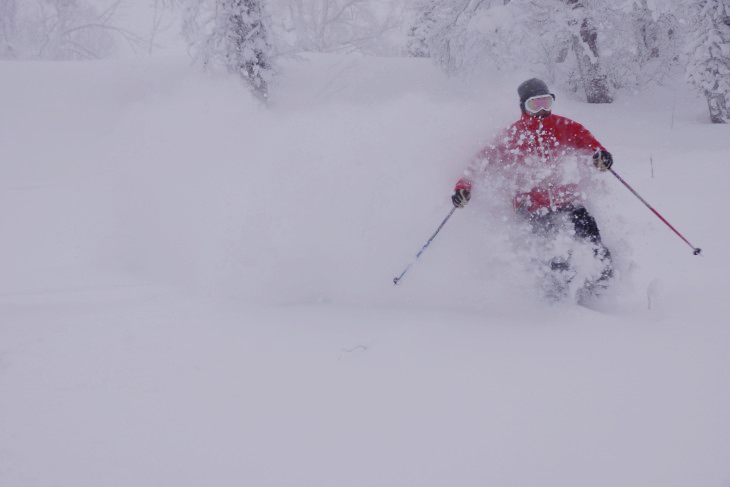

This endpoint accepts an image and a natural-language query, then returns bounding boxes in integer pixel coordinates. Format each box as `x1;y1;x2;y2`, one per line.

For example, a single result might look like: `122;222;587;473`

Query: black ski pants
524;205;613;284
525;205;604;245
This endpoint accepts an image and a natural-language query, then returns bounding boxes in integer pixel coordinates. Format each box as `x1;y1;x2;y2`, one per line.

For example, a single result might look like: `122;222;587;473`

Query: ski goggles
524;94;555;114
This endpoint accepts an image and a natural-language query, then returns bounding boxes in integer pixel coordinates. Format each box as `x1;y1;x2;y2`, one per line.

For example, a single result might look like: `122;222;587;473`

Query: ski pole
393;207;457;285
609;168;701;256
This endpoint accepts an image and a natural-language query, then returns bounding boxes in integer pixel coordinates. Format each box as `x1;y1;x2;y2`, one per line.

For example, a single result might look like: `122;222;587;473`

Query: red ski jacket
455;112;606;213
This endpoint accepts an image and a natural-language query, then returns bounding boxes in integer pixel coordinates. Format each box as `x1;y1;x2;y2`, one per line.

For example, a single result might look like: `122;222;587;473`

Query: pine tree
220;0;273;101
686;0;730;123
183;0;274;102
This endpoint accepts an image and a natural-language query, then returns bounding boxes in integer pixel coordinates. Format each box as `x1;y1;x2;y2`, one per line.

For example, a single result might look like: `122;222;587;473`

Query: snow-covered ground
1;54;728;487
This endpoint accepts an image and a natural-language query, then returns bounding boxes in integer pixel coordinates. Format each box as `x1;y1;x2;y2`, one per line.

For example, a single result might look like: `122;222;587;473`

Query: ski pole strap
609;169;701;256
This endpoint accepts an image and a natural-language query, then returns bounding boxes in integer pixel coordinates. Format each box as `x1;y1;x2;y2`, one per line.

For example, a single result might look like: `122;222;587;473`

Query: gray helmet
518;78;554;112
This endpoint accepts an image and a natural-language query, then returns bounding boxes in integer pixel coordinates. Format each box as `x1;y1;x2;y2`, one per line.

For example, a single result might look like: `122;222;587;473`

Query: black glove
593;150;613;171
452;188;471;208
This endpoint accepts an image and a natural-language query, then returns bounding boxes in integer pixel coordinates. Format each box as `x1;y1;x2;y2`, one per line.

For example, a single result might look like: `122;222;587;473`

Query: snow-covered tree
0;0;147;61
266;0;403;55
182;0;275;102
34;0;118;60
403;0;614;103
403;0;694;102
602;0;681;89
0;0;17;58
564;0;611;103
404;0;528;74
403;1;436;58
685;0;730;123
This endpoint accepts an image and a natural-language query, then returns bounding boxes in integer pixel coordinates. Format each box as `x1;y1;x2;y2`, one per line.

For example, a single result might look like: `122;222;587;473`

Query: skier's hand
452;188;471;208
593;150;613;172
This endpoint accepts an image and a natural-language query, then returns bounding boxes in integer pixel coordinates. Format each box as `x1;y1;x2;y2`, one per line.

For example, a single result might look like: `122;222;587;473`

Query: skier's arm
451;125;514;208
564;119;605;151
451;145;497;208
563;119;614;171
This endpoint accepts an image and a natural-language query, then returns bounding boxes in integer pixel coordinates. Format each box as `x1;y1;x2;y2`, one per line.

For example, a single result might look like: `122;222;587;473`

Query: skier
451;78;614;299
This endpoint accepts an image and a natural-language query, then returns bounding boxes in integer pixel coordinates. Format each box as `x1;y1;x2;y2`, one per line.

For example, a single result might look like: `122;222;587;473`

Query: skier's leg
523;209;574;300
526;210;572;269
570;206;601;244
524;209;555;236
569;206;613;294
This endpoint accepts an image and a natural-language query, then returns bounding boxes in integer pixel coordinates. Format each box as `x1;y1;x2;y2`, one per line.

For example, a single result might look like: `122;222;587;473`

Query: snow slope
1;54;729;487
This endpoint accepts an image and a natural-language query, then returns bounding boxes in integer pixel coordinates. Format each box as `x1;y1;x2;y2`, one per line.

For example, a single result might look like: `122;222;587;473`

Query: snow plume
79;54;507;309
0;54;643;312
453;146;618;304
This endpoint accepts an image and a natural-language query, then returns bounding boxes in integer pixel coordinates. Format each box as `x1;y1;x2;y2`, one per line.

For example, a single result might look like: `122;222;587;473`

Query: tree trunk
565;0;612;103
706;91;729;124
